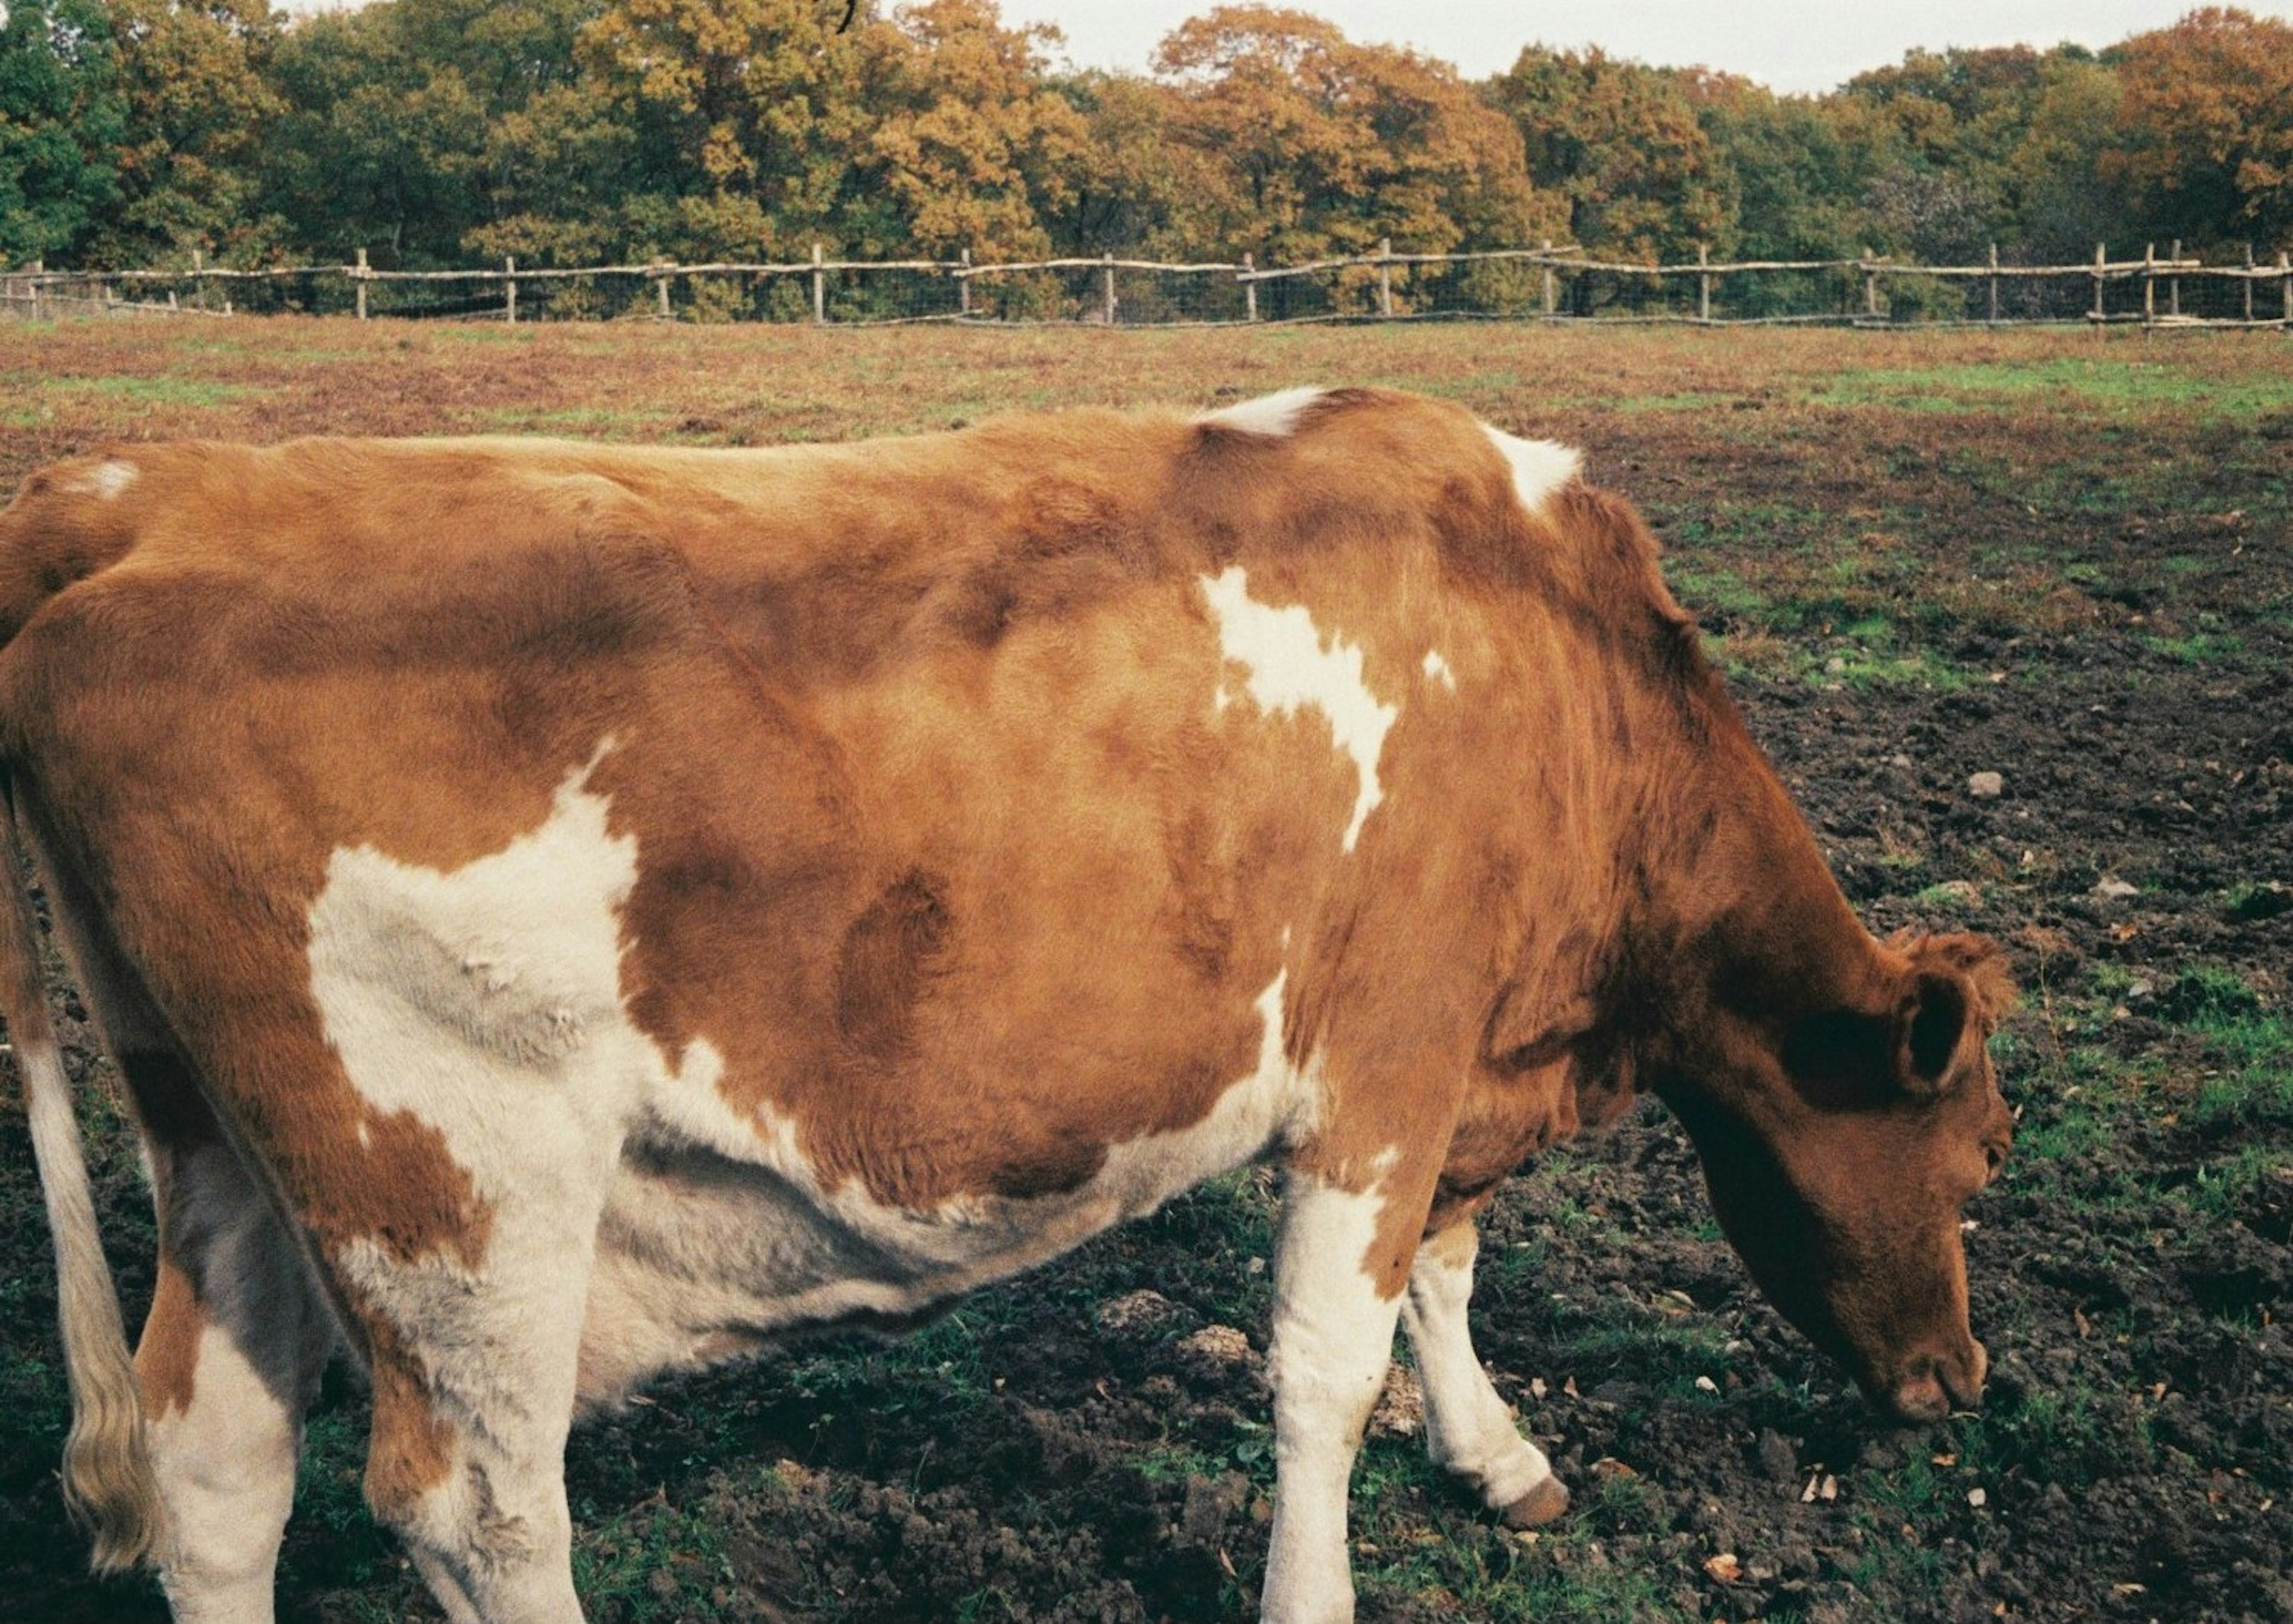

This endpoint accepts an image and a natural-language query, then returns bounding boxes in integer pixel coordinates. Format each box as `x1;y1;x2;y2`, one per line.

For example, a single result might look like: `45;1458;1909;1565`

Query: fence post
1987;242;2000;324
958;248;971;318
1862;251;1879;319
505;256;517;325
2280;251;2291;326
1697;242;1711;323
192;248;204;313
1378;238;1393;318
355;247;369;320
1101;251;1116;325
2168;239;2181;319
655;259;671;321
28;259;42;322
2243;244;2254;324
2143;243;2156;324
1541;239;1556;318
2091;243;2105;322
1242;253;1256;322
812;242;826;324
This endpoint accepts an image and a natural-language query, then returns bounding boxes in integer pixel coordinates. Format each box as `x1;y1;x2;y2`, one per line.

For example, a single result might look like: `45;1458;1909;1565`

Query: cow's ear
1893;968;1972;1098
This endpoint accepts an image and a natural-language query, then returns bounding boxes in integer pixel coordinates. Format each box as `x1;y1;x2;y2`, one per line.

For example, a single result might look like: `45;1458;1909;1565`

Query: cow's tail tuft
0;771;162;1571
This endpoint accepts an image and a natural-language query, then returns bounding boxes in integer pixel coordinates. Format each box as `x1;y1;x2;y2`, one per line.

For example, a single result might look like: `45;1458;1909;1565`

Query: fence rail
3;241;2288;329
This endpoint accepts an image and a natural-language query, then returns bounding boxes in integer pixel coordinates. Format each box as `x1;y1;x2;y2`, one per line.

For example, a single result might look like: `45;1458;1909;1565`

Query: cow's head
1658;931;2015;1422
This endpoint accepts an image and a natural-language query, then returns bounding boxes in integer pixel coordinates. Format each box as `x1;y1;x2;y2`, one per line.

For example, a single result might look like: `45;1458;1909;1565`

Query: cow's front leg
1261;1163;1435;1624
1400;1219;1569;1528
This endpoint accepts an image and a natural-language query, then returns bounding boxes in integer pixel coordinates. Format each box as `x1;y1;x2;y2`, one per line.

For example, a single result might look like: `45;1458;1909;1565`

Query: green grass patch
1814;358;2293;420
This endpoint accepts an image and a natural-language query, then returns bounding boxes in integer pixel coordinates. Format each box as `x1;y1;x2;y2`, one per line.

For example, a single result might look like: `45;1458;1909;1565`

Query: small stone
1176;1324;1261;1382
2092;876;2140;901
1756;1428;1798;1483
1967;771;2004;799
1368;1366;1425;1439
1096;1288;1182;1336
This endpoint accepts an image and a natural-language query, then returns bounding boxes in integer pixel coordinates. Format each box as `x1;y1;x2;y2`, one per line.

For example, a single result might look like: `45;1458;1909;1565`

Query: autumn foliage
2;0;2289;271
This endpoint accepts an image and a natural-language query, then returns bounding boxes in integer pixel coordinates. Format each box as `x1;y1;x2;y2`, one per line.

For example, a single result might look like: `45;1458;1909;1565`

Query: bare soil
0;319;2286;1623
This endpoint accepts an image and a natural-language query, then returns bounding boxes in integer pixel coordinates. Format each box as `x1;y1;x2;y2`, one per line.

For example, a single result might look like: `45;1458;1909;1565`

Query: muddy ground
0;321;2287;1623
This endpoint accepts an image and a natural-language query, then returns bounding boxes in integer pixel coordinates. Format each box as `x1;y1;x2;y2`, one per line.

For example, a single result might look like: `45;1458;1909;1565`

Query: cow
0;385;2014;1624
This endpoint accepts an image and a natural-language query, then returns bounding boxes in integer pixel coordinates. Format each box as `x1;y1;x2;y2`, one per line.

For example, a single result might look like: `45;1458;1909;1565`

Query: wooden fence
3;241;2289;328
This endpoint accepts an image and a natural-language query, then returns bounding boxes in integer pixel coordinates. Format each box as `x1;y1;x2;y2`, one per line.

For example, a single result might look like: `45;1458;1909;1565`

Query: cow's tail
0;770;161;1570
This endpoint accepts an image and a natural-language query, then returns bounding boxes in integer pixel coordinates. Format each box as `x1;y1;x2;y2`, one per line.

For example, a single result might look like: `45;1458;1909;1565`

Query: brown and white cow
0;386;2012;1623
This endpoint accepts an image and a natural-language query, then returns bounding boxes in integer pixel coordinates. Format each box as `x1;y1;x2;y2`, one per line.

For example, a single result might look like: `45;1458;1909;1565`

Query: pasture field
0;318;2288;1624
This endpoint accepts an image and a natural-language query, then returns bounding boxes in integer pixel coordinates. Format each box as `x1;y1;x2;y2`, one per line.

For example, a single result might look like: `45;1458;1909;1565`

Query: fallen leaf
1704;1553;1743;1585
1932;1453;1958;1467
1530;1377;1547;1400
1969;1488;1988;1508
1591;1457;1637;1481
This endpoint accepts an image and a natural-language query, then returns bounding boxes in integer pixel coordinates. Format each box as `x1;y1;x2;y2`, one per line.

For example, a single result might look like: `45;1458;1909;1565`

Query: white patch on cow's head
66;460;139;500
1479;426;1580;516
1198;566;1398;853
1199;386;1329;439
1422;650;1455;691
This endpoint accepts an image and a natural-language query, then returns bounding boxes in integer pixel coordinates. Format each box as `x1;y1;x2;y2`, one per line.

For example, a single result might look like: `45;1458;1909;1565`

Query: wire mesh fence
4;244;2289;330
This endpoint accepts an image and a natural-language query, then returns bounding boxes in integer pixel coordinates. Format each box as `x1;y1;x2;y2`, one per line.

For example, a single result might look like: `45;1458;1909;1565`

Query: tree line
3;0;2290;275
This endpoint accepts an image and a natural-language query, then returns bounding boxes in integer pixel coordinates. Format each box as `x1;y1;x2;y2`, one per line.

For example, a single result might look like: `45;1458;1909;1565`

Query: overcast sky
995;1;2291;94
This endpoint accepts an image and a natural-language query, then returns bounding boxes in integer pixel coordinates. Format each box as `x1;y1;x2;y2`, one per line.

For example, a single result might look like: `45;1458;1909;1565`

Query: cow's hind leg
1398;1219;1567;1528
137;1120;334;1624
348;1198;598;1624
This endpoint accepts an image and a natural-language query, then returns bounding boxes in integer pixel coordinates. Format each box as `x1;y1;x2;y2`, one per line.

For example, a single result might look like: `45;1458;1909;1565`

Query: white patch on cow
1422;650;1455;691
1263;1165;1406;1624
1199;566;1399;853
1199;385;1328;439
64;459;139;500
308;750;633;1613
1479;425;1580;517
1400;1235;1556;1516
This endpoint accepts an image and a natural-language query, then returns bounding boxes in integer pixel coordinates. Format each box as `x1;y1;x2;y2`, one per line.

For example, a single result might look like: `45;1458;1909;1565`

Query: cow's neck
1585;678;1892;1094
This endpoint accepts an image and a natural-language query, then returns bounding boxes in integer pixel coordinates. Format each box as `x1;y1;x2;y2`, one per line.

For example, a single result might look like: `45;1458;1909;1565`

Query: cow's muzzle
1883;1337;1988;1423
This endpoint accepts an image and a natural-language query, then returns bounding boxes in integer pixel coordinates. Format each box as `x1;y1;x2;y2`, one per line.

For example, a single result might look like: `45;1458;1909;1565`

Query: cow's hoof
1499;1474;1570;1529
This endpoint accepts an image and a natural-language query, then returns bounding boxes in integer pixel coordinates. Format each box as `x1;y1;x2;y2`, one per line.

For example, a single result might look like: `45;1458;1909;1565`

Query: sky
994;1;2293;94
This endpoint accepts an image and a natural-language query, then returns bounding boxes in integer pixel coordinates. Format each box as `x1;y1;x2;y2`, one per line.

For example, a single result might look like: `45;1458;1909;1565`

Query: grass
1815;356;2293;420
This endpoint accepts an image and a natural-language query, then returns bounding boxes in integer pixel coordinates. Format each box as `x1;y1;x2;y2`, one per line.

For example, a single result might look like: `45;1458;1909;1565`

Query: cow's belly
577;973;1299;1408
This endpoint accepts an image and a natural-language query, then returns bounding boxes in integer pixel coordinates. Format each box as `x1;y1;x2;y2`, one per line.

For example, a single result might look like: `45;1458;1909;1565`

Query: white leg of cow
1261;1171;1409;1624
1398;1222;1569;1528
356;1250;592;1624
140;1140;333;1624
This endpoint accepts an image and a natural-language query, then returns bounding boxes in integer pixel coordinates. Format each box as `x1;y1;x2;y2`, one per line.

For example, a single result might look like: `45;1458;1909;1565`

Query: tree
0;0;123;265
92;0;280;264
261;5;491;264
850;0;1086;260
1150;6;1553;264
576;0;875;259
1486;45;1729;262
2104;7;2293;251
